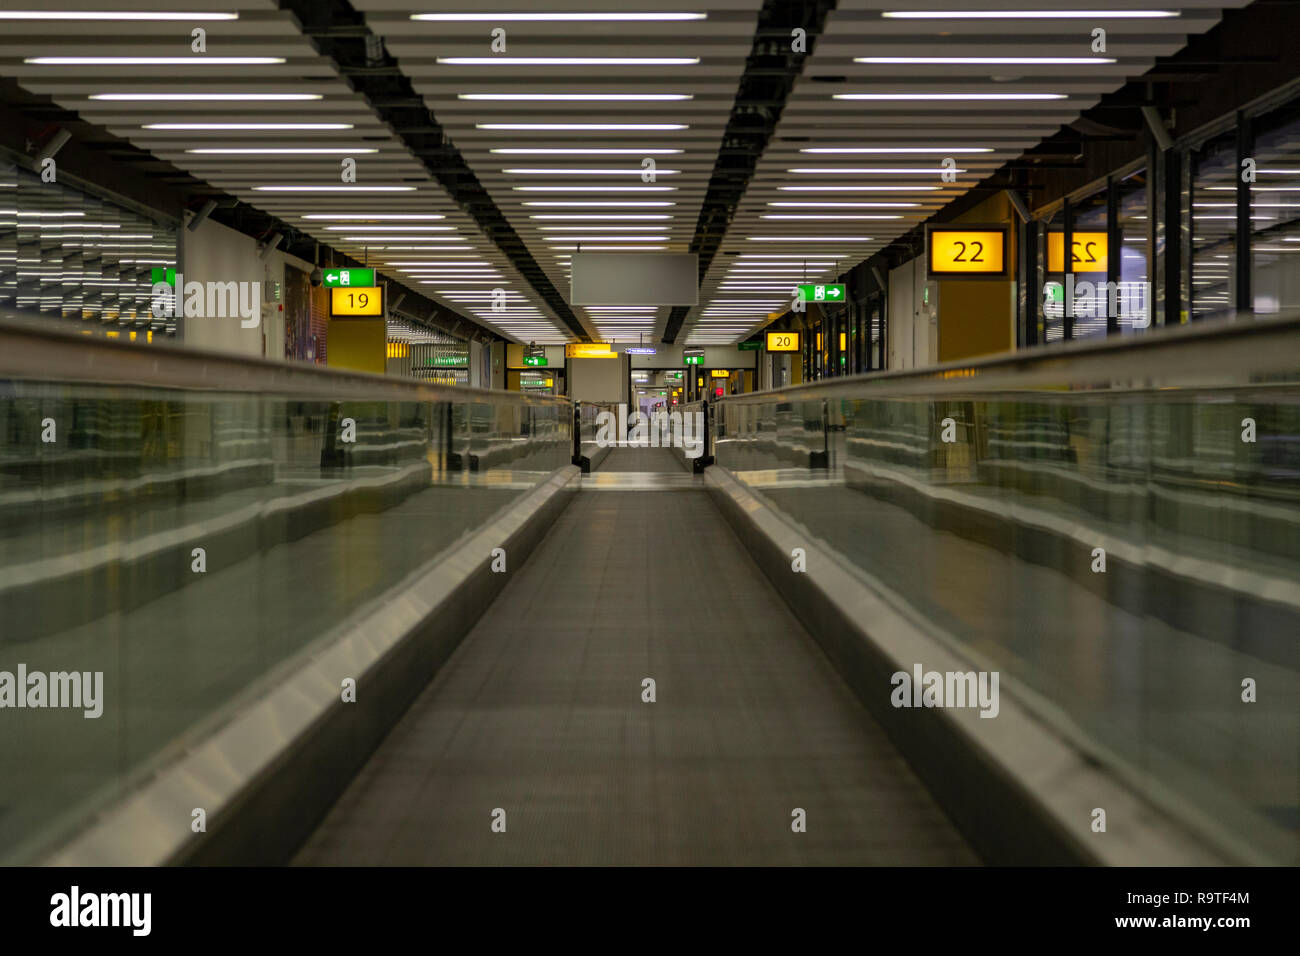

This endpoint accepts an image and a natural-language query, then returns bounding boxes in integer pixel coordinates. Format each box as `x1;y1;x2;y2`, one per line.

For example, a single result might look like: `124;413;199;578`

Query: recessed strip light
539;225;668;231
188;148;376;155
855;56;1115;65
788;167;966;174
881;10;1179;19
523;201;675;208
762;214;902;220
460;93;693;101
531;214;671;220
768;201;920;207
324;225;454;232
93;92;318;102
834;92;1066;101
148;123;351;130
28;57;283;65
543;236;667;242
415;12;706;21
254;185;415;192
552;245;667;251
504;168;681;175
343;235;464;241
304;214;446;220
4;10;238;19
491;148;682;155
800;147;991;155
778;185;941;192
441;57;699;66
514;186;676;192
482;124;687;131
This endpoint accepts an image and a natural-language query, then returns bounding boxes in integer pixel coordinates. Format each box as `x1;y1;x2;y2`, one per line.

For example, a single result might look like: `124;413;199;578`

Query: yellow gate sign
926;225;1008;278
1047;232;1109;273
330;286;384;316
766;331;800;352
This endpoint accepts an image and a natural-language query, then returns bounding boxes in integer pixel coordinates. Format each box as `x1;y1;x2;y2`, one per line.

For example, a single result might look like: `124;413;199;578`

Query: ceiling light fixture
29;56;282;65
441;57;699;66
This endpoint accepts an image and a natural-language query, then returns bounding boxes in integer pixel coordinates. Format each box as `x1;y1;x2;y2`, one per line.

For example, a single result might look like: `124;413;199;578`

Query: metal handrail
0;310;572;408
717;311;1300;405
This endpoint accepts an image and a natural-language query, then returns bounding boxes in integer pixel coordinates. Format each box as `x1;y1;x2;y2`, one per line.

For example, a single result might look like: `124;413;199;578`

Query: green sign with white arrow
323;268;376;288
795;283;846;303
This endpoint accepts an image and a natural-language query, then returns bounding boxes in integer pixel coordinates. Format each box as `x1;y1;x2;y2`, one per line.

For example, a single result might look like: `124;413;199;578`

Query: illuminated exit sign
523;355;548;367
796;283;845;302
684;348;704;366
322;268;375;288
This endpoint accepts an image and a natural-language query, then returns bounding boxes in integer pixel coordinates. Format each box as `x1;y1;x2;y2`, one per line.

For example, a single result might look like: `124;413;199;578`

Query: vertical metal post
1062;197;1074;340
1106;176;1121;336
1236;110;1253;315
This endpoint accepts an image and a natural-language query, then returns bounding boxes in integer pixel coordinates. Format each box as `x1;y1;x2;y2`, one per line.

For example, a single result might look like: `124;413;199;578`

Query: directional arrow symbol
326;273;338;282
828;288;842;298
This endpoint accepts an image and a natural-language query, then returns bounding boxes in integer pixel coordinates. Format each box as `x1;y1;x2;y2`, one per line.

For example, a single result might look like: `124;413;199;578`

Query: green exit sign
796;283;846;302
684;355;703;365
150;267;176;286
323;268;376;288
523;355;548;367
737;340;761;351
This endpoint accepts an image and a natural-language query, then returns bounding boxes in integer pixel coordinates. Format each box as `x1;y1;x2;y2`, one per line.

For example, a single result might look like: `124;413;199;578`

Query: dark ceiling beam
279;0;591;342
662;0;838;344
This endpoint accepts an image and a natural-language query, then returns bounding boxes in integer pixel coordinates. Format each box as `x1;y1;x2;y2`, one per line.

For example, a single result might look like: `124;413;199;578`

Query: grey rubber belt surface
596;447;683;473
294;488;979;865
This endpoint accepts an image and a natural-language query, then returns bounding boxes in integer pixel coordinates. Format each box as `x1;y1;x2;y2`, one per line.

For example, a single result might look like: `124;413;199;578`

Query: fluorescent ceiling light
789;167;966;174
551;245;667;251
414;12;705;21
148;123;351;130
543;236;667;241
304;214;446;220
530;214;671;220
481;124;687;131
459;92;692;101
441;57;699;66
491;148;682;155
855;56;1115;65
504;168;681;175
364;245;470;250
29;57;282;65
800;147;991;154
881;10;1179;19
324;225;454;232
768;201;919;207
762;214;902;220
539;225;668;231
5;11;237;20
93;92;318;102
188;147;375;155
779;185;940;192
343;235;464;241
255;185;415;192
513;186;676;192
524;201;675;207
835;92;1066;101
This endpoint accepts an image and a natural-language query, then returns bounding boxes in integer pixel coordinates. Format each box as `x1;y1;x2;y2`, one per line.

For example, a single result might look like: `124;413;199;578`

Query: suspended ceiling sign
565;343;616;359
926;225;1009;280
570;253;699;307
